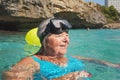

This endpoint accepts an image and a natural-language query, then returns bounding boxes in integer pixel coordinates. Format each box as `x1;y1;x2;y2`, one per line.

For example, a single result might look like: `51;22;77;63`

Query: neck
37;48;65;58
43;53;65;59
41;49;64;58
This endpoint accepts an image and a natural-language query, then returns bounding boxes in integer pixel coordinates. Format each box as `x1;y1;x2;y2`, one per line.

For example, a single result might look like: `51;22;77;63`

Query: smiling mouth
60;45;67;48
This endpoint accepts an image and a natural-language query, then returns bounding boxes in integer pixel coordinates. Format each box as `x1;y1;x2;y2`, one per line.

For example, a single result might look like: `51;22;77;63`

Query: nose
63;35;69;44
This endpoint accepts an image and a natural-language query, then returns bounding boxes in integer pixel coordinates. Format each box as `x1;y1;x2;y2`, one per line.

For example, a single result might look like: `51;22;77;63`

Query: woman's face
46;32;69;57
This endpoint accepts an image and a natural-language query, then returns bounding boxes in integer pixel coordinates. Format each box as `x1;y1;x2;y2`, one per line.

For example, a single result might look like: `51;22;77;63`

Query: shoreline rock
103;22;120;29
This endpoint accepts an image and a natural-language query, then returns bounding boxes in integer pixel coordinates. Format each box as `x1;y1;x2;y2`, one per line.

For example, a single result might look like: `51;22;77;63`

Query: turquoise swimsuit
32;56;89;80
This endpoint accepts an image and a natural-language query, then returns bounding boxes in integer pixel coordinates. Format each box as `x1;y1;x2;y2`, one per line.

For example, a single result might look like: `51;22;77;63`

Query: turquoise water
0;29;120;80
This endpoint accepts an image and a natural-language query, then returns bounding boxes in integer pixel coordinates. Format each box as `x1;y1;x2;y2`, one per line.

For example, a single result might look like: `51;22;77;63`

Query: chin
58;54;64;58
59;51;67;56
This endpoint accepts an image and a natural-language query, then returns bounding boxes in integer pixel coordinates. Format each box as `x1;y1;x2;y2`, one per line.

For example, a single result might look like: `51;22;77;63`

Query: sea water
0;29;120;80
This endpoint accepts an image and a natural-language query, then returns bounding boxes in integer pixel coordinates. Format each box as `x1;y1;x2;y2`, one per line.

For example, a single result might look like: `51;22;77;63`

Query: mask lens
51;19;71;28
49;19;71;34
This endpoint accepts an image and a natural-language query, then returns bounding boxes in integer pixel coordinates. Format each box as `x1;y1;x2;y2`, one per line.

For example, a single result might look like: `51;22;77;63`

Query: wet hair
35;34;50;55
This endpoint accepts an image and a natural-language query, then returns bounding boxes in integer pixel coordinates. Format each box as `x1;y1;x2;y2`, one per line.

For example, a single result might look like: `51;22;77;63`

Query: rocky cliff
0;0;107;30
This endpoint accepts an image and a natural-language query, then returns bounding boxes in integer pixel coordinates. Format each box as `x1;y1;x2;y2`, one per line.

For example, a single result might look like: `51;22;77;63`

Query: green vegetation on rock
101;6;119;22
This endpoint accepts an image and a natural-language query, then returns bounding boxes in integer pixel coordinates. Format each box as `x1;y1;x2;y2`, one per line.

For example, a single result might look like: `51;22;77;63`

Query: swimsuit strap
31;56;41;63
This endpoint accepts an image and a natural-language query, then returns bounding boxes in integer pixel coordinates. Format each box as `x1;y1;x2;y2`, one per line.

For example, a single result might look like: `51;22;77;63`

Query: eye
65;34;69;37
55;34;62;37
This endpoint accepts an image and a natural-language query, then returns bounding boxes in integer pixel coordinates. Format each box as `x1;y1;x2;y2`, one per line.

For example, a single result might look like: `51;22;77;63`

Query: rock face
0;0;107;30
103;23;120;29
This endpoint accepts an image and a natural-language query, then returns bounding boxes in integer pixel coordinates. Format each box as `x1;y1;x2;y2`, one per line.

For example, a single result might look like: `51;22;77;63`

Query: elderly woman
3;18;91;80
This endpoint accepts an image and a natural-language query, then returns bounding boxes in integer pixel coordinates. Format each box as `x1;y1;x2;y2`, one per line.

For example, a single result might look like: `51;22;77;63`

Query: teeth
60;45;66;47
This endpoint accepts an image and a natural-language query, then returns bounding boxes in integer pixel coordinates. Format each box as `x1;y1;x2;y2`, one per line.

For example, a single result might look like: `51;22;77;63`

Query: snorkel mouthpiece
37;18;72;42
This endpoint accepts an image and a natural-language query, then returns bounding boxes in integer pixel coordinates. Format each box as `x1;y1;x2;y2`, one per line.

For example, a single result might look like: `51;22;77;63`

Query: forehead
50;32;68;36
46;32;68;39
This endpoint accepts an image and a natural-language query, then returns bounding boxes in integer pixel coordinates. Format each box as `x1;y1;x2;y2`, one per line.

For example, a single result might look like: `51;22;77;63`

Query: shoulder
17;56;35;64
15;56;40;70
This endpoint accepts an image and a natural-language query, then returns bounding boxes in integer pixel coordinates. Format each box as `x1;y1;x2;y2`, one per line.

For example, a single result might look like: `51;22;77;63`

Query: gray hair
37;33;51;55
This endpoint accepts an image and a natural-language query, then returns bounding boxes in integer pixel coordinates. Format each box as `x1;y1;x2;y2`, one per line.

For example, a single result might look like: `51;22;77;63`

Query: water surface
0;29;120;80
